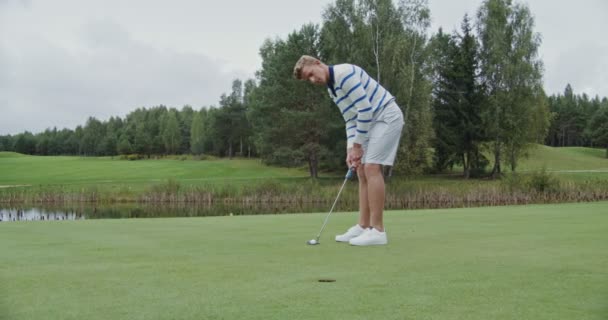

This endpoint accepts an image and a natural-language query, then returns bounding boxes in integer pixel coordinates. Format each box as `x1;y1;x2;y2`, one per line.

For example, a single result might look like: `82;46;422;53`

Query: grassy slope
1;145;607;188
517;145;608;171
1;202;607;320
0;153;307;188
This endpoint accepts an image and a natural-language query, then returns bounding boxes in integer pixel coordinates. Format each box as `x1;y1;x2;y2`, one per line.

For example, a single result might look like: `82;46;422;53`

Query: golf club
307;167;355;245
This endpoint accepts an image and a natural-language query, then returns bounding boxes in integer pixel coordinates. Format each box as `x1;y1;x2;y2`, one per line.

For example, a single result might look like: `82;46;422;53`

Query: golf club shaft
315;174;350;241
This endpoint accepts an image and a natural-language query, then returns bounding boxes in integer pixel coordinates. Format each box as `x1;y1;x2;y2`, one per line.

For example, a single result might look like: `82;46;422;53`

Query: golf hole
318;279;336;283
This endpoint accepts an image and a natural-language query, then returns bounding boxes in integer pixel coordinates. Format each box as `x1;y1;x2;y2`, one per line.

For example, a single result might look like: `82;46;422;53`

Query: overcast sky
1;0;606;135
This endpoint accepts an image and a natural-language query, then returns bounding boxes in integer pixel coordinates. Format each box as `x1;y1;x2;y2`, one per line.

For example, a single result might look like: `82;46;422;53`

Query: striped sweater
327;64;395;148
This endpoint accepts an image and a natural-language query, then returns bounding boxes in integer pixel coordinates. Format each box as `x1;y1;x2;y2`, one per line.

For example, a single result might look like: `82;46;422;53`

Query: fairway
0;152;307;188
2;202;607;320
518;145;608;172
1;145;607;189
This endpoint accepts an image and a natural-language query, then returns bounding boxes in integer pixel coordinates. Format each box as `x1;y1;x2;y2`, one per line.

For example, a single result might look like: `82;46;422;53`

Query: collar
327;65;337;97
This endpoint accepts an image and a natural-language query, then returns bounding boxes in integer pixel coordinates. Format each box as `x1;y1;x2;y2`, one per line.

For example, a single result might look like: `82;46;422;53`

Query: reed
4;172;607;211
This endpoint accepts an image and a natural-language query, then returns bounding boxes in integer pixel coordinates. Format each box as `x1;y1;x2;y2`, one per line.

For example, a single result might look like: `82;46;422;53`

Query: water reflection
0;200;357;222
0;208;85;222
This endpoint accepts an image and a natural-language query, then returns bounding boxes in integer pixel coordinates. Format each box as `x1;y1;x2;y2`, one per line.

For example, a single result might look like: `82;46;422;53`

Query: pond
0;201;359;222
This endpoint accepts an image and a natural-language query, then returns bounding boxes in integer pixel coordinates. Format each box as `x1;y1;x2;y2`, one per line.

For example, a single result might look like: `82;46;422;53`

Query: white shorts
361;101;404;166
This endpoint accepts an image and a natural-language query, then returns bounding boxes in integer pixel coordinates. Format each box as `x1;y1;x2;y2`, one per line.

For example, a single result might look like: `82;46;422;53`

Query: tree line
546;84;608;149
1;0;607;177
0;82;252;159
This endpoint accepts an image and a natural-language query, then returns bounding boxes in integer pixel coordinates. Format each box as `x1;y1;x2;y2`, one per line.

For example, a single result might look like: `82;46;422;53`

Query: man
293;55;404;246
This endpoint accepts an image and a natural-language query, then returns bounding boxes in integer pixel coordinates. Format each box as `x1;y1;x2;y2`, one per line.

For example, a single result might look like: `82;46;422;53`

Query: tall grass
2;147;606;211
3;171;607;211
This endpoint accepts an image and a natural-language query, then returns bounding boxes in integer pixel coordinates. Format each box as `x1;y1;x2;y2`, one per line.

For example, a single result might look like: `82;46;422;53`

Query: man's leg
357;165;370;228
335;165;369;242
364;163;385;231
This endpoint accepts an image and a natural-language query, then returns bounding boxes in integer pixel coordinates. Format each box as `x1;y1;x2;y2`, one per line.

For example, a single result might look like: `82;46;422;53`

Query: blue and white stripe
327;64;395;148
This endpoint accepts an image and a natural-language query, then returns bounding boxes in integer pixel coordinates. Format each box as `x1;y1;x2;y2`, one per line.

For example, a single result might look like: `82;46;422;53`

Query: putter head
308;169;353;247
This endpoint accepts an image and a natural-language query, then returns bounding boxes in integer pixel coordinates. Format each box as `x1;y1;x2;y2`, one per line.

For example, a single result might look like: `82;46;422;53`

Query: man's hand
346;144;363;169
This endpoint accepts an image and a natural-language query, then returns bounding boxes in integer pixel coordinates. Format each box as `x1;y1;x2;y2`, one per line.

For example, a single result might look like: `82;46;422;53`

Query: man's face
301;63;327;86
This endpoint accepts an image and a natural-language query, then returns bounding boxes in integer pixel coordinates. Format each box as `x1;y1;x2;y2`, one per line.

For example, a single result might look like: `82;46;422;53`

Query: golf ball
308;239;317;245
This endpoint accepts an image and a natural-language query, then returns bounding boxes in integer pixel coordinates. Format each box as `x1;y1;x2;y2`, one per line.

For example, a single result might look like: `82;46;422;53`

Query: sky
1;0;607;135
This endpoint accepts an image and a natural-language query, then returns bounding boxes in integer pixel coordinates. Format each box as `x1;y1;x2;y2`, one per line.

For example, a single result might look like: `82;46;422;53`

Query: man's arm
344;66;375;147
341;66;374;167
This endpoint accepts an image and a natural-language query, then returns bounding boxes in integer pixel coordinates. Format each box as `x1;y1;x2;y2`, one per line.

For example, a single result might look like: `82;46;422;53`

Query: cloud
546;42;608;97
1;0;607;135
0;0;30;9
0;19;242;135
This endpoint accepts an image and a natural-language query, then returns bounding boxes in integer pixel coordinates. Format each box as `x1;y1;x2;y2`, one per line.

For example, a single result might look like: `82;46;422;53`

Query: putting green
1;202;607;319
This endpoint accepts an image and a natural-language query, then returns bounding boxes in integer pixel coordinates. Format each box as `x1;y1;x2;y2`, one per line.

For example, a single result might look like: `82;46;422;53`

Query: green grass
445;145;608;182
1;202;606;319
0;152;25;158
0;153;308;190
507;146;608;182
517;145;608;172
1;146;607;205
1;145;607;187
1;145;606;190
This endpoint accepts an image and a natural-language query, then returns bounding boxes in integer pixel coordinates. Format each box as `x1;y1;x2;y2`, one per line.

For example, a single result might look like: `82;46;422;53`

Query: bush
254;180;284;195
500;168;561;193
499;173;526;193
150;178;181;195
126;154;144;161
266;147;305;168
527;168;560;193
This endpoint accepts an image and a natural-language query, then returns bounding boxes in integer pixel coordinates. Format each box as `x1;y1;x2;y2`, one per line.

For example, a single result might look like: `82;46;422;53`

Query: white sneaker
349;228;388;246
335;224;366;242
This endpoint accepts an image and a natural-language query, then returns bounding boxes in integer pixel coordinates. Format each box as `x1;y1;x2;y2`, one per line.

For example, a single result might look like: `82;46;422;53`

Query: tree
133;121;151;156
320;0;361;64
222;79;251;158
212;94;237;158
0;135;14;152
390;0;434;175
320;0;435;175
13;132;36;154
148;106;168;155
190;109;206;155
546;85;597;147
117;134;133;155
81;117;105;156
429;21;487;177
98;117;122;156
429;28;459;172
178;105;194;154
243;79;258;158
477;0;546;176
201;106;219;156
455;15;487;177
528;87;552;146
36;133;50;155
250;24;337;177
161;109;181;155
588;106;608;158
361;0;403;82
61;129;80;155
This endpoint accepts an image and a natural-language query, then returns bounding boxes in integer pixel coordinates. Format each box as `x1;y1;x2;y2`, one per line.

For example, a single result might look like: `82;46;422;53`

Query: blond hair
293;55;320;80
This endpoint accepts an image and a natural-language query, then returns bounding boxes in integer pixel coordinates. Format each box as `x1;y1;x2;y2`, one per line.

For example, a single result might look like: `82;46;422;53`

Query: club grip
345;167;355;179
